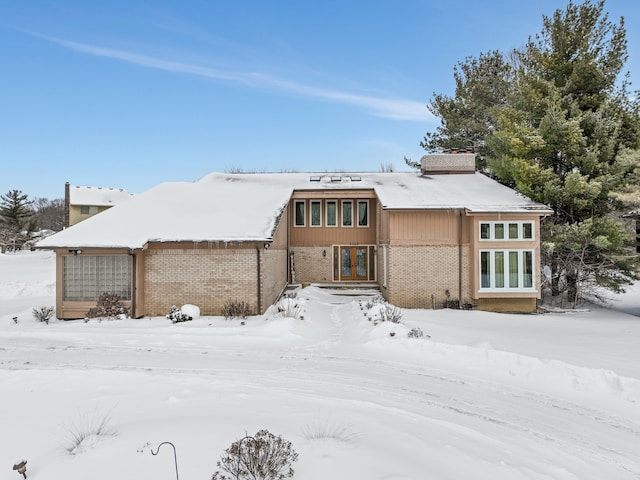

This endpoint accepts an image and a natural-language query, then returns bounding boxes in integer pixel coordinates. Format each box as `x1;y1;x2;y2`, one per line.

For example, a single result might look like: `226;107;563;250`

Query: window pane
326;201;337;226
356;247;367;277
311;201;321;226
494;223;504;239
509;251;519;288
481;252;491;288
523;223;533;239
495;251;504;288
480;223;490;239
358;201;368;227
342;248;352;277
523;251;533;287
295;201;305;226
342;201;352;226
333;246;339;280
63;255;132;301
509;223;519;239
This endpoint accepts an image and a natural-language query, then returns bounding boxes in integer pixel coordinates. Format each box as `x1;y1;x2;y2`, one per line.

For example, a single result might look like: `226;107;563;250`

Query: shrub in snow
407;327;430;339
211;429;298;480
33;305;55;324
222;299;252;320
63;411;117;455
367;303;403;325
275;297;303;320
362;294;385;311
443;289;460;309
301;421;361;444
166;305;192;323
86;292;129;319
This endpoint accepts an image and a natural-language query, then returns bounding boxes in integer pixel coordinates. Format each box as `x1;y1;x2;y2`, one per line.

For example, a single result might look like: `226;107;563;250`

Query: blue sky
1;0;639;200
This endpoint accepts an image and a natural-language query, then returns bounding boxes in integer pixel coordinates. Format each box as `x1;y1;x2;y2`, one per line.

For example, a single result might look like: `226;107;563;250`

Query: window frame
63;254;133;301
310;200;322;227
325;200;338;228
357;200;369;228
479;249;536;292
80;205;99;215
294;200;306;227
479;221;535;241
341;200;353;227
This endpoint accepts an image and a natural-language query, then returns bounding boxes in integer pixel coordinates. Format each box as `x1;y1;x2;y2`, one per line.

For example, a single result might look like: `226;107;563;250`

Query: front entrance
333;245;376;281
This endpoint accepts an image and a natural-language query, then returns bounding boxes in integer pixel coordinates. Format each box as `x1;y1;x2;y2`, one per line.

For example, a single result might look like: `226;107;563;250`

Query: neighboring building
622;209;640;254
38;154;552;319
64;182;134;227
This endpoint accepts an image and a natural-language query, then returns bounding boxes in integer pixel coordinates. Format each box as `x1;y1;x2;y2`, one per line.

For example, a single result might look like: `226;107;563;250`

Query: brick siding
290;246;333;284
144;247;259;316
384;245;471;309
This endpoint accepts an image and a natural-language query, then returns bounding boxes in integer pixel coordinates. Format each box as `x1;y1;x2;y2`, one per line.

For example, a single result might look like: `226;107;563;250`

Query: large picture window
480;250;535;291
63;255;132;301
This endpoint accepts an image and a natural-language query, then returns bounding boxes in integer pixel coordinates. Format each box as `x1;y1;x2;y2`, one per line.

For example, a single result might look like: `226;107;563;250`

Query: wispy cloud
35;34;431;122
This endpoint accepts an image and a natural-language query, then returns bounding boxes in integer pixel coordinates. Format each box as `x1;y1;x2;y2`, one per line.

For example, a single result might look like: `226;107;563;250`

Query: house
37;154;552;319
64;182;134;227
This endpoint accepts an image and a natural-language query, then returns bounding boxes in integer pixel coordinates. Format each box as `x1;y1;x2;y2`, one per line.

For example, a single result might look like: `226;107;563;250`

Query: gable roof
69;185;134;206
38;172;551;249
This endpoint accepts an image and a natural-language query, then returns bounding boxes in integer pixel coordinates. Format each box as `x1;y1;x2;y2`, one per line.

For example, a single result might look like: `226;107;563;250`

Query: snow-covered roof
38;172;551;249
69;185;133;206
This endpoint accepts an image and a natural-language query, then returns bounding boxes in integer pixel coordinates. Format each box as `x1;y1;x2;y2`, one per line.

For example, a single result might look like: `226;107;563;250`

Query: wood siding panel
378;204;390;244
389;210;464;245
290;197;377;246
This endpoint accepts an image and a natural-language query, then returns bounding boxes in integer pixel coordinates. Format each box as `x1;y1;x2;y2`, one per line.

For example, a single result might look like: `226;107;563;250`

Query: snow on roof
38;172;551;249
69;185;133;206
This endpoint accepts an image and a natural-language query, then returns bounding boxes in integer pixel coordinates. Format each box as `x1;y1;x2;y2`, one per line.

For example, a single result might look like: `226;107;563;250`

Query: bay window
480;250;535;291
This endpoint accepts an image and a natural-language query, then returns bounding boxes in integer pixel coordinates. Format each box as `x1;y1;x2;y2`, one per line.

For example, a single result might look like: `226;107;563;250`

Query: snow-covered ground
1;250;639;479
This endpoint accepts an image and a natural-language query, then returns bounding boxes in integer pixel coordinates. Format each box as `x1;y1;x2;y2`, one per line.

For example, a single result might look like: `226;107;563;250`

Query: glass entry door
338;246;370;281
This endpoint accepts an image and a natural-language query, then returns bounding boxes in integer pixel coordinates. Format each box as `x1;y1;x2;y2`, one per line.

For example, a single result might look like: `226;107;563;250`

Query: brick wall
385;245;471;309
290;246;333;284
261;248;288;308
144;247;258;316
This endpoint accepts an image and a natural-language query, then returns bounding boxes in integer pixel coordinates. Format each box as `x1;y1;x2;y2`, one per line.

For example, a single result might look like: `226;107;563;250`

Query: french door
334;245;375;281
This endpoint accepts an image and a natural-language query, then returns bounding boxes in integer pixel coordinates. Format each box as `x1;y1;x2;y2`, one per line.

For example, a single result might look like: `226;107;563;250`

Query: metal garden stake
151;442;179;480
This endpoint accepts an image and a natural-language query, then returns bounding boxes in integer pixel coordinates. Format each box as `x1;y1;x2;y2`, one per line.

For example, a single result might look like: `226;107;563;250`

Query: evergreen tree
422;50;515;165
0;190;36;252
421;0;640;304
